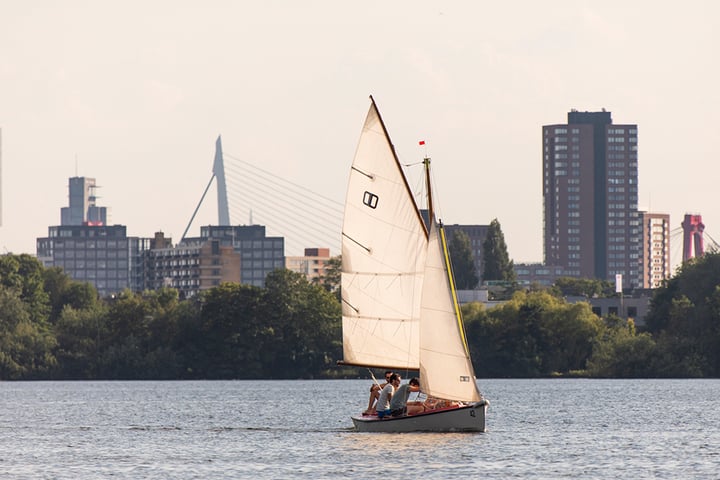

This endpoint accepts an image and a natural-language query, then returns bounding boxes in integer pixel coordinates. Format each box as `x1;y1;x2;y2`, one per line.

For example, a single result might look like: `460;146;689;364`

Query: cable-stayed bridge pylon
182;137;343;256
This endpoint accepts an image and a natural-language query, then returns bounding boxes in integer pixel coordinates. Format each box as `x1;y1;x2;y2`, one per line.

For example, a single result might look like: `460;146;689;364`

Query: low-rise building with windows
37;224;150;298
286;247;332;283
144;232;242;298
194;225;285;287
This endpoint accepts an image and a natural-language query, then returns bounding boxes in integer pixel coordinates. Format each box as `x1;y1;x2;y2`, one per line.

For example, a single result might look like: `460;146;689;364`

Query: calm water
1;379;718;479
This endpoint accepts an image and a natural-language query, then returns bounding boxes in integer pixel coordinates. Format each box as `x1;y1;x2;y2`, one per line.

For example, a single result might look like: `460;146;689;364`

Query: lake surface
0;379;718;479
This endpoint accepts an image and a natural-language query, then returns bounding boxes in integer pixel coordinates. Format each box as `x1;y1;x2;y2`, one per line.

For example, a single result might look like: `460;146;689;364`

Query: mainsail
419;219;483;402
340;97;428;370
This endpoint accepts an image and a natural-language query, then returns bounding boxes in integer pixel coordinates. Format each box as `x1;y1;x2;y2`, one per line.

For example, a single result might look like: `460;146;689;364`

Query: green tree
183;270;342;379
644;252;720;376
541;300;603;374
0;254;51;324
0;286;57;379
188;282;266;378
481;218;516;283
464;290;603;377
104;289;152;344
645;253;720;333
448;230;479;289
43;267;74;323
262;269;341;378
43;266;98;324
98;288;183;379
54;304;107;379
587;317;659;377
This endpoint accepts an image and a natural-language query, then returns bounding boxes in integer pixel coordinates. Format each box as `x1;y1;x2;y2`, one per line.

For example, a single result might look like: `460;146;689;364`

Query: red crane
681;214;705;261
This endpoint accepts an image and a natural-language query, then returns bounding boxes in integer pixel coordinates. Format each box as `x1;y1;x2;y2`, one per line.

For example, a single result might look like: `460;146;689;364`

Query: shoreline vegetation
1;252;719;380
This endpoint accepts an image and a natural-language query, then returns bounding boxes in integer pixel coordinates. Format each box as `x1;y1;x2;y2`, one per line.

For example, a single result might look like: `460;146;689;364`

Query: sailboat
340;96;489;433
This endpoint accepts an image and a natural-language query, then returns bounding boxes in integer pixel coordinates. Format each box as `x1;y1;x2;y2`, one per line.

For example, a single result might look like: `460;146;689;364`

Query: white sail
340;98;428;369
419;220;482;402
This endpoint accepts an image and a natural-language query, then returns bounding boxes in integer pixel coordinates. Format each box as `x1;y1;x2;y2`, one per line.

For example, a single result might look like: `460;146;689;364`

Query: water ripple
1;379;718;479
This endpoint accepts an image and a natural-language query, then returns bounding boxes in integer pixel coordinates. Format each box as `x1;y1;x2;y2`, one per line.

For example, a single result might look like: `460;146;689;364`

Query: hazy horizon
2;1;718;270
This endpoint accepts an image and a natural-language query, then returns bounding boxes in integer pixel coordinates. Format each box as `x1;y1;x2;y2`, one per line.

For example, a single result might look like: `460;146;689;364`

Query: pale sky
1;1;719;267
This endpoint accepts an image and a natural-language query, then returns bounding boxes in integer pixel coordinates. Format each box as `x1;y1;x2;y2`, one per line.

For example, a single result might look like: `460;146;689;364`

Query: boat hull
351;401;488;433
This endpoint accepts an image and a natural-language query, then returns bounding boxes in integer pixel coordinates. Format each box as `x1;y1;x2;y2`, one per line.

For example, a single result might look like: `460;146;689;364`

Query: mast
424;156;433;224
427;151;466;355
418;149;482;402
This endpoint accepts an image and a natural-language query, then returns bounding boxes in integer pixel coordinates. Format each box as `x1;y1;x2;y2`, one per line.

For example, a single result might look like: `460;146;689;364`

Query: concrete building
144;232;241;298
193;225;285;287
148;225;285;295
40;180;286;298
640;212;671;289
543;110;641;288
37;176;148;297
565;294;652;326
514;263;571;287
286;247;332;283
61;177;107;226
37;224;150;298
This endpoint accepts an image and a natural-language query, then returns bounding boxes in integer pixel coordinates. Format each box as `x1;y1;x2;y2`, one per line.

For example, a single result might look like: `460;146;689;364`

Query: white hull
351;401;488;433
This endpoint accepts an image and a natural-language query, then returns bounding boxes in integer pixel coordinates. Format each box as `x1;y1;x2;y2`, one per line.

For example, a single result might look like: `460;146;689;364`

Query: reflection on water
0;379;718;479
340;430;475;452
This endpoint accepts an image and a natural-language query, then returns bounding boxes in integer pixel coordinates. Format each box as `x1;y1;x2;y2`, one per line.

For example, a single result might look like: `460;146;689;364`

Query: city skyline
1;2;719;267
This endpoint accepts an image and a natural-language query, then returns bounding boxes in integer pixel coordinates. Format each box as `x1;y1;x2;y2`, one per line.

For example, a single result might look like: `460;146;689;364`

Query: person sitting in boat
375;373;401;419
363;370;393;415
389;377;420;417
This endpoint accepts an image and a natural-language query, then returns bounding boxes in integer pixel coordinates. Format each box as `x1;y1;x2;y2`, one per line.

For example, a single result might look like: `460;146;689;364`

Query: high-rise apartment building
543;110;641;289
640;212;671;289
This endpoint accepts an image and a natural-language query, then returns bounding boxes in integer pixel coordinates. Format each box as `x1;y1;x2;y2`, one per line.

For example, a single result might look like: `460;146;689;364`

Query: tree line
465;251;720;377
0;254;341;380
2;251;720;380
